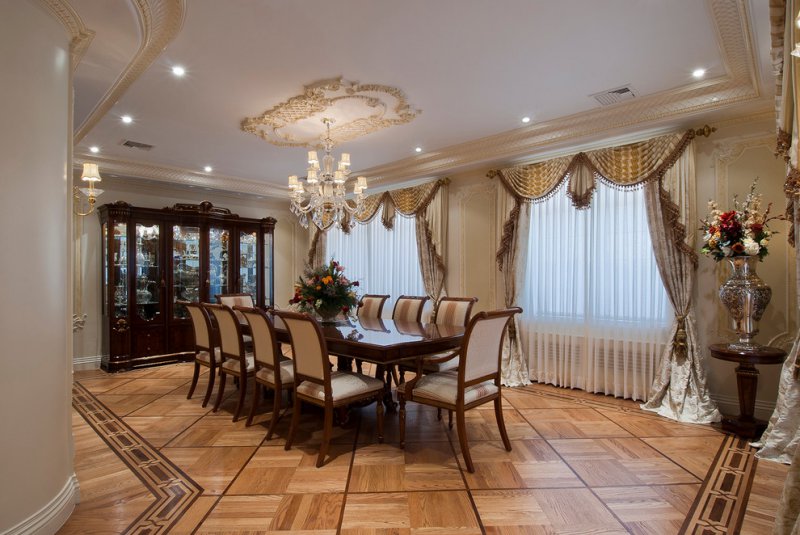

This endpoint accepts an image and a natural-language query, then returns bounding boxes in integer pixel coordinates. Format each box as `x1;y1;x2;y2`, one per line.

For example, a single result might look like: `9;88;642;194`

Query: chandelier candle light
288;118;367;229
74;162;104;216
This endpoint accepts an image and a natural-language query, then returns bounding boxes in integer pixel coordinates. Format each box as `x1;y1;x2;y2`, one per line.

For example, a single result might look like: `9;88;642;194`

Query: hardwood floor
60;363;788;534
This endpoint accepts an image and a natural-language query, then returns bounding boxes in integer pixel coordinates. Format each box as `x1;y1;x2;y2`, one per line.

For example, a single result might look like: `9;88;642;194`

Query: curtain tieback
674;314;688;362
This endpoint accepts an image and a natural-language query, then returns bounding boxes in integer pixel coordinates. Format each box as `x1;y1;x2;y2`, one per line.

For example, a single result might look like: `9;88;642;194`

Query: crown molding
73;0;186;144
40;0;95;69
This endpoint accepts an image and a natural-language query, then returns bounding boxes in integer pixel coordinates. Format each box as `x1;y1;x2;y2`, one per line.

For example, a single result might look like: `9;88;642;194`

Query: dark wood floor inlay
680;434;757;534
72;382;203;534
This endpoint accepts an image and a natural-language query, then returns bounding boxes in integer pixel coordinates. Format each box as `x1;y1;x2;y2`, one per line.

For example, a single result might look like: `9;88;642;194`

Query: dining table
271;314;466;410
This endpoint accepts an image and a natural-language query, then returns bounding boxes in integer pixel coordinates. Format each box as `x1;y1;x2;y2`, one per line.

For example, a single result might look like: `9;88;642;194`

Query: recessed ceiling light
415;147;422;153
692;68;706;79
204;166;213;173
89;146;99;153
521;116;531;123
172;65;186;77
121;115;133;124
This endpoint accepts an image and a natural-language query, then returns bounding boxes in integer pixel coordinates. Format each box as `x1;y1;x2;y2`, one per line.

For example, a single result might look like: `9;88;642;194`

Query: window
519;180;671;401
326;208;426;315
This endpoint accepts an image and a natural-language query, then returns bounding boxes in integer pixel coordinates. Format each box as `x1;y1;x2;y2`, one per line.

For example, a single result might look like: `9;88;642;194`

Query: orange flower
321;276;333;285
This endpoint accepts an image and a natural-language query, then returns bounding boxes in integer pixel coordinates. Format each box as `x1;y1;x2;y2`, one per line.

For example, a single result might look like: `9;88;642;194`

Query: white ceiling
69;0;775;198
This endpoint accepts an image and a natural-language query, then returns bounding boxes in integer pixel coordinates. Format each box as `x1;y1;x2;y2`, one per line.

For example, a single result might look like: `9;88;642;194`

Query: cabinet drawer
132;328;166;358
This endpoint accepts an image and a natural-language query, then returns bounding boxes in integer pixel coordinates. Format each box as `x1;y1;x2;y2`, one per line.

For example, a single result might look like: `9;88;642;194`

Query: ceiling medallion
241;77;421;148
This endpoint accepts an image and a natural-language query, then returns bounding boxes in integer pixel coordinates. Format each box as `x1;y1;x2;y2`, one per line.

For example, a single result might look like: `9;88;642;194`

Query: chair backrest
392;295;429;322
236;306;279;369
182;301;213;352
275;310;329;384
216;293;255;322
434;297;478;327
205;303;245;362
460;308;522;384
357;294;389;319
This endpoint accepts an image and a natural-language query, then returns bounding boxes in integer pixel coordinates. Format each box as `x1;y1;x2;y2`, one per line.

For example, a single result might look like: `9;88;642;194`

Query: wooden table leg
721;362;767;439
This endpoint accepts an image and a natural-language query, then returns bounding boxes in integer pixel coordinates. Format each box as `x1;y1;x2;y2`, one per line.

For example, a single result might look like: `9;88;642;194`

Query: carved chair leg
456;409;474;473
399;396;406;449
376;395;385;443
233;374;247;422
202;366;216;408
437;408;442;421
285;395;302;451
494;396;512;451
266;387;282;441
317;406;334;468
246;380;261;426
187;361;200;399
448;410;453;429
213;372;227;412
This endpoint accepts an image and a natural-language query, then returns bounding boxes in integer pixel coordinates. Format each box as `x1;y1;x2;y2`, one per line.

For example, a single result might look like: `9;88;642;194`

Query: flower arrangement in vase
289;260;359;323
700;179;784;348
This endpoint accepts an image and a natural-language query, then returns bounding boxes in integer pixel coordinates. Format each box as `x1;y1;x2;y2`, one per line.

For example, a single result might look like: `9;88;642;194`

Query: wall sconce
74;162;104;216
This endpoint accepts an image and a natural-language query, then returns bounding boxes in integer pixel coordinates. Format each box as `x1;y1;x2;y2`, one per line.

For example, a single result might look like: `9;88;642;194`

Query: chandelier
74;162;104;216
288;118;367;229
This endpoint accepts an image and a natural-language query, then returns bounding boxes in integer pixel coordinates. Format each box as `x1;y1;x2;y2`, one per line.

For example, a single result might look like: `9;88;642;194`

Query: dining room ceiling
66;0;775;198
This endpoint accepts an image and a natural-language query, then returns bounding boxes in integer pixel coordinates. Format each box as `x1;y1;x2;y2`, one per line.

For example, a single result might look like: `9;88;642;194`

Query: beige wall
0;1;77;531
73;182;307;367
445;117;796;419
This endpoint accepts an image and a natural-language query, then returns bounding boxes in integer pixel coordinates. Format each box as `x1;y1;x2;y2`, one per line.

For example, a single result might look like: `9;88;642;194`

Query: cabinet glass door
239;230;257;299
172;225;200;319
209;227;230;299
112;222;128;319
134;223;161;321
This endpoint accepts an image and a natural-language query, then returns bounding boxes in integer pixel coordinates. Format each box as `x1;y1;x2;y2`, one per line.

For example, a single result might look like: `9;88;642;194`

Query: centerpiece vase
718;255;772;349
315;302;342;324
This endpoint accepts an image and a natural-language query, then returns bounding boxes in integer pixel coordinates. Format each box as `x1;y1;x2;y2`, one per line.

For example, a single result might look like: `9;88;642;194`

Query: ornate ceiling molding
74;154;284;198
73;0;186;144
40;0;95;70
241;77;421;148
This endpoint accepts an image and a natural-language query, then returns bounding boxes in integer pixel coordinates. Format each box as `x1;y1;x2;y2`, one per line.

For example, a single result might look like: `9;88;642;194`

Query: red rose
732;243;745;254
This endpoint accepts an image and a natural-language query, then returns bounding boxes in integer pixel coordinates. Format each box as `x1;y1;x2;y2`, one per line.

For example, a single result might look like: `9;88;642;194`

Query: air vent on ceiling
121;139;154;151
590;85;637;106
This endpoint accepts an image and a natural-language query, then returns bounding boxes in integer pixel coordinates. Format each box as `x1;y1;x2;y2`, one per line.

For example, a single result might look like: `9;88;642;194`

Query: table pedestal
709;343;786;439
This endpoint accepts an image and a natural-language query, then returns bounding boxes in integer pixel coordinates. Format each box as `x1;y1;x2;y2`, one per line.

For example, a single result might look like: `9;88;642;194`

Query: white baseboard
72;355;101;371
2;474;79;535
711;394;776;421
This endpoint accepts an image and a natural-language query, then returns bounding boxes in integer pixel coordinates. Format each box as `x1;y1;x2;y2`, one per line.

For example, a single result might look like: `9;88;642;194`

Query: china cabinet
98;201;276;371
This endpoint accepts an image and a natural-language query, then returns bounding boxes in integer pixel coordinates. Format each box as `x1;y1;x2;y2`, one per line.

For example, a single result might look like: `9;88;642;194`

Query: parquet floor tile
93;392;162;416
163;446;258;494
550;437;701;487
519;407;633;439
594;484;700;534
167;415;269;447
123;415;204;447
473;488;627;533
459;440;584;489
66;365;788;534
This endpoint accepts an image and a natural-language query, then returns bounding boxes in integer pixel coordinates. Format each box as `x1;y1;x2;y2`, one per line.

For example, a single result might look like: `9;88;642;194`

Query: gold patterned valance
331;178;448;232
490;130;695;209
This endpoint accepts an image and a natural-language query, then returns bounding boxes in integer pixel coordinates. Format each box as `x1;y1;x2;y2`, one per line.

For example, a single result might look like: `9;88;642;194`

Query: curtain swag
490;129;700;270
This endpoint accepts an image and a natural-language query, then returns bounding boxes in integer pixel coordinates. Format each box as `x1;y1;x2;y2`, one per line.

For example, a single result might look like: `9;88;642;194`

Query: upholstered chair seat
397;370;498;405
221;354;255;374
255;358;295;385
195;348;221;365
296;371;385;402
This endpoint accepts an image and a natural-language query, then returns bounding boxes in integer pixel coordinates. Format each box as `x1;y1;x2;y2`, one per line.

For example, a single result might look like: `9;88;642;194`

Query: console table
709;343;786;439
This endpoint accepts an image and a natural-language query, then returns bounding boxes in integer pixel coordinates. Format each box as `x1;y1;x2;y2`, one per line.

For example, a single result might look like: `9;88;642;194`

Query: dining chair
206;303;255;422
182;301;221;407
357;294;390;319
351;294;390;373
216;292;255;323
275;310;385;468
236;306;295;437
397;307;522;473
392;295;430;322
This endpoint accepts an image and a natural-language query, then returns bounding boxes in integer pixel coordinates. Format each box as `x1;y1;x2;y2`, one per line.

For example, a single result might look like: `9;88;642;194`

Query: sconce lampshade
81;162;101;182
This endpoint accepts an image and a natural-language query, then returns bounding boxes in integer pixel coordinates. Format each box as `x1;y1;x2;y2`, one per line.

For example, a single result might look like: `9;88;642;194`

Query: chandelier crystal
288;118;367;229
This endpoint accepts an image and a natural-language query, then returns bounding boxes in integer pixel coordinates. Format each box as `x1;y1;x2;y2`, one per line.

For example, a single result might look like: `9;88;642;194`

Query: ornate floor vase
718;255;771;349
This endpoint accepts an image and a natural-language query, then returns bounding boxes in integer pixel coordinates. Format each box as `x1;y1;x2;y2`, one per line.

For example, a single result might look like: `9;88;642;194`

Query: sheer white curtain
519;180;672;401
327;207;426;316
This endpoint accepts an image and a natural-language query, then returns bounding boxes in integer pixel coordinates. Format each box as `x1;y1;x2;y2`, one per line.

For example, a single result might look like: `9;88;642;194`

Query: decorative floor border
72;382;203;534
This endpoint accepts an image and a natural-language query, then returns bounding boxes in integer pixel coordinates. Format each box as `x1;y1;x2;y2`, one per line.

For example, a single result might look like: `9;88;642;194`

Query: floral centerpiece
700;179;784;348
289;260;359;322
700;179;778;261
